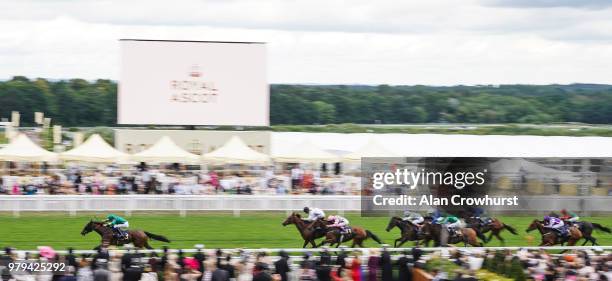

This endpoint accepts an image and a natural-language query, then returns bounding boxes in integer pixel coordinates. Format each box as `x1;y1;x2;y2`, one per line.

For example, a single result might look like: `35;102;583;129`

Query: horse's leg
316;240;326;248
476;229;487;243
494;233;505;246
397;238;408;248
474;235;483;247
144;241;153;250
394;238;401;248
487;232;494;244
310;240;317;248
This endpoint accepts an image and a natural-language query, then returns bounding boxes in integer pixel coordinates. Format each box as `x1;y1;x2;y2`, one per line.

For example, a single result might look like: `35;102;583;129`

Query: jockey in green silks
104;214;129;239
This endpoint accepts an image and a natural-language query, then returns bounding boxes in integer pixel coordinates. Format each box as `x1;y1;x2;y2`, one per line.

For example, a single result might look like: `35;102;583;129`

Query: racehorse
385;217;422;247
81;220;171;249
548;212;611;245
281;212;326;248
525;219;582;246
419;221;483;247
465;217;518;245
312;219;383;248
571;221;610;246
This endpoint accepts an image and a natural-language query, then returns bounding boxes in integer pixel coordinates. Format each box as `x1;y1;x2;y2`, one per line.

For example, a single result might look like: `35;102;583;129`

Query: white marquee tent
273;139;339;163
202;136;270;164
0;134;57;162
130;136;199;163
60;134;128;163
342;138;398;162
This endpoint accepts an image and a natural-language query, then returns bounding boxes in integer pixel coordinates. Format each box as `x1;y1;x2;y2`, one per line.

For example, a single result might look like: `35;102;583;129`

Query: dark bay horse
525;219;582;246
81;220;171;249
282;212;326;248
386;217;422;247
465;217;518;245
572;221;611;246
548;212;610;245
312;219;383;248
420;221;483;247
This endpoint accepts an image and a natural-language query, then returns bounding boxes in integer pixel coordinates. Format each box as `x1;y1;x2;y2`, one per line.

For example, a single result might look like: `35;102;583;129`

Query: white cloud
0;0;611;85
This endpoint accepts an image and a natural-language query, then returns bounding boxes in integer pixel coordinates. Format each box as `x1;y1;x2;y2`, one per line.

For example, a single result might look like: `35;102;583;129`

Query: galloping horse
386;217;422;247
548;212;610;245
420;221;483;247
312;219;383;248
282;212;326;248
525;219;582;246
572;221;610;246
81;220;171;249
465;217;518;245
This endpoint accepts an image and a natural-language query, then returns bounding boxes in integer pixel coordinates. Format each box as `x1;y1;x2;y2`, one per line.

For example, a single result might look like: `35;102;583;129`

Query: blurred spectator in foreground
274;250;290;281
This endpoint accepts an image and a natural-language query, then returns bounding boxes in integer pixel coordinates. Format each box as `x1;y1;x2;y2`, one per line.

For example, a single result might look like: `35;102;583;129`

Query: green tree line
1;76;611;126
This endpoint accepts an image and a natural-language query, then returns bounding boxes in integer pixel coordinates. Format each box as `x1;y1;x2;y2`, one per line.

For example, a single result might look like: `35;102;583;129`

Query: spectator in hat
219;255;235;280
1;247;14;281
380;247;393;281
181;262;203;281
203;259;229;281
319;248;332;266
315;256;332;281
367;248;380;281
77;259;93;281
396;250;412;281
93;259;110;281
253;262;272;281
193;245;207;281
274;251;291;281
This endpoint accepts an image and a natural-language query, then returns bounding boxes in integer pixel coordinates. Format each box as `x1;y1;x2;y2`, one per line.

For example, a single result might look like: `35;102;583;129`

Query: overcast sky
1;0;612;85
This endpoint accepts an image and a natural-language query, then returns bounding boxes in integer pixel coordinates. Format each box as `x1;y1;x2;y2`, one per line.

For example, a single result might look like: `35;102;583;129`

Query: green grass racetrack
1;213;611;250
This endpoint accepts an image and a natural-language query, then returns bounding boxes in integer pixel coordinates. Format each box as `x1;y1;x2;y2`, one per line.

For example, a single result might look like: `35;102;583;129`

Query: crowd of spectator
517;248;611;280
0;164;360;196
2;245;612;281
0;245;418;281
423;247;612;281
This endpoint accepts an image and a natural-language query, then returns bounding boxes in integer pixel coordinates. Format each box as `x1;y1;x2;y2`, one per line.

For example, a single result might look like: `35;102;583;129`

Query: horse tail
503;224;518;235
365;230;383;244
144;231;171;243
592;223;611;233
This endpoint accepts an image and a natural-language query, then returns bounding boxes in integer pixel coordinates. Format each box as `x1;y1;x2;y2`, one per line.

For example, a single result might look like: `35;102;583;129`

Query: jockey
560;209;580;223
303;207;326;222
543;216;567;237
436;215;462;236
402;210;425;225
104;214;129;239
327;215;351;242
428;208;444;221
469;207;492;225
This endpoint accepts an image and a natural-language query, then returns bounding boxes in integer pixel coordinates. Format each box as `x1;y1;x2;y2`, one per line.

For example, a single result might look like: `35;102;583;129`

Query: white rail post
69;200;77;217
233;198;240;217
13;199;20;218
179;198;186;218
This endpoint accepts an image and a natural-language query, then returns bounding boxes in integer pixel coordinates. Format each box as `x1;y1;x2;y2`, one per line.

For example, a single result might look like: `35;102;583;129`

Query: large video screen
118;39;269;126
